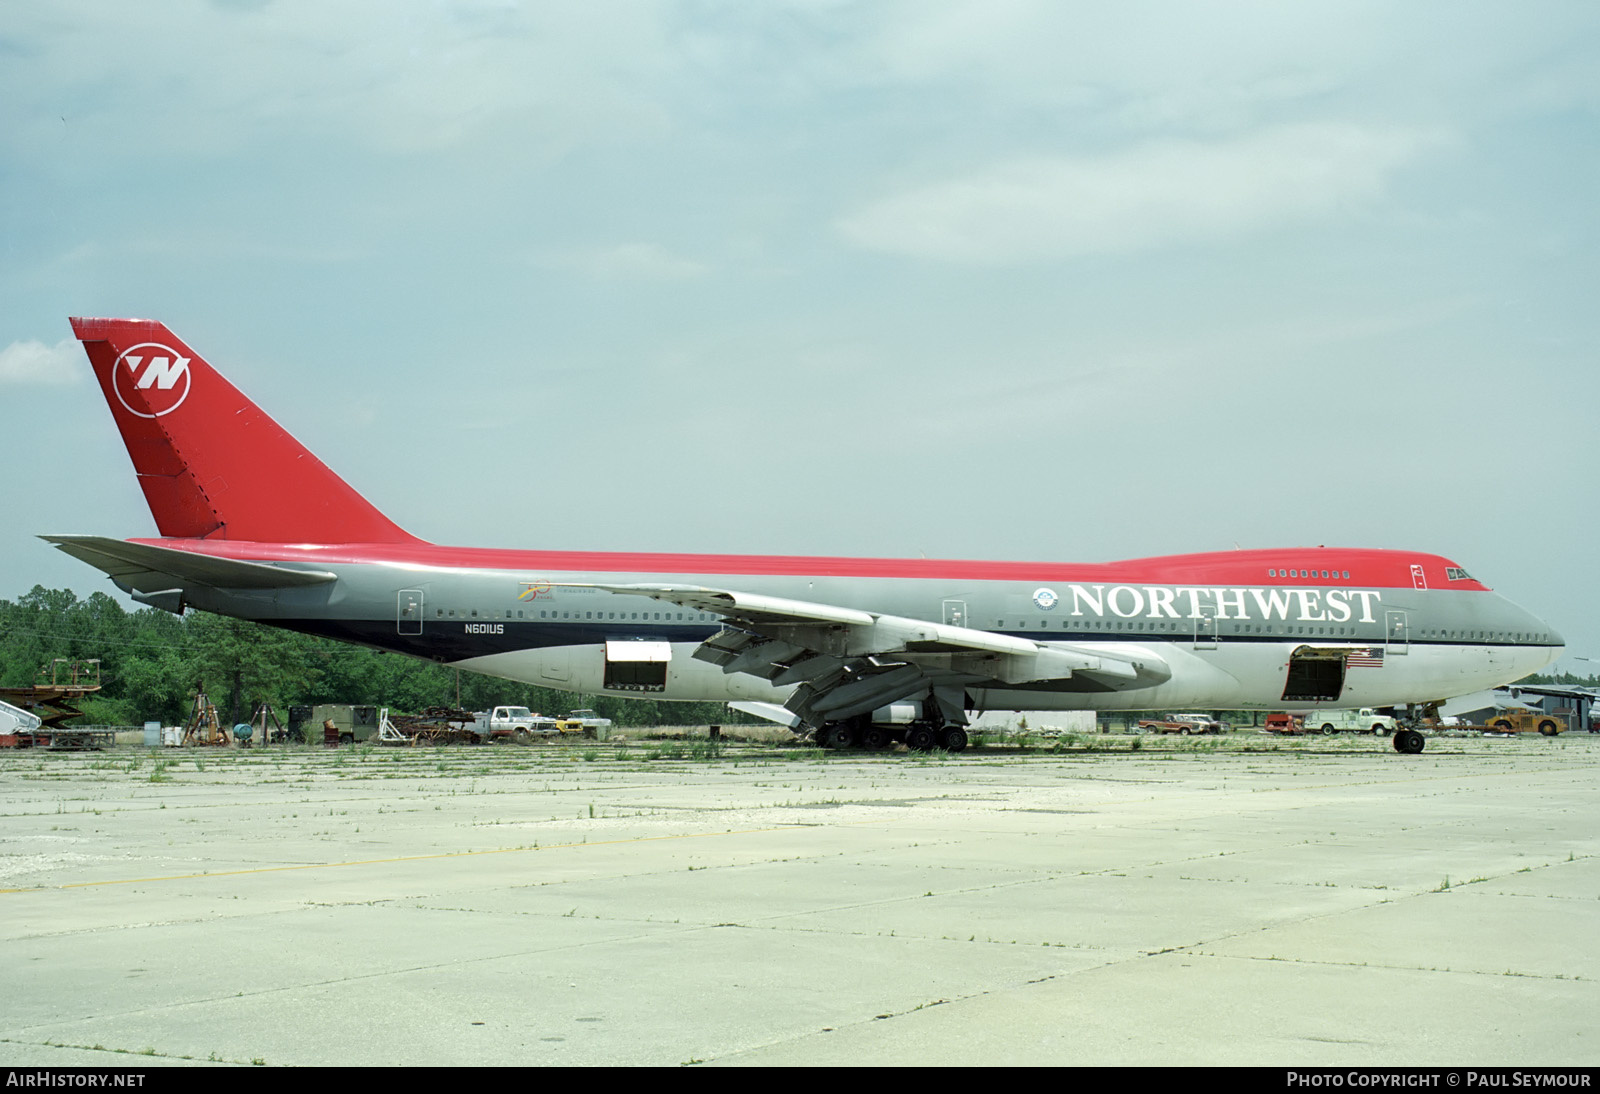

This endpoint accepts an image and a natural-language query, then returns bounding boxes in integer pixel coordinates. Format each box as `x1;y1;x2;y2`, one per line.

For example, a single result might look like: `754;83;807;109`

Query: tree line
0;585;745;729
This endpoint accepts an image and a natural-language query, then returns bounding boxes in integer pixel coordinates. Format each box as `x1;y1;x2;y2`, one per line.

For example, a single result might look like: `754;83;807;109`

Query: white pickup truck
475;706;613;742
1304;708;1398;736
476;706;560;742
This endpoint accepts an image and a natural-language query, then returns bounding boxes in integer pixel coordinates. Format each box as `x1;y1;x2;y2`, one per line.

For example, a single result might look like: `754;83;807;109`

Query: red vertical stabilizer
70;317;420;545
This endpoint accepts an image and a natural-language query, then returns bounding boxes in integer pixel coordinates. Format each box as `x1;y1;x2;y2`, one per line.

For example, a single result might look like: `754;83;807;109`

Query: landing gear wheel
1392;729;1425;754
858;724;890;750
905;724;938;752
820;723;856;750
938;726;969;752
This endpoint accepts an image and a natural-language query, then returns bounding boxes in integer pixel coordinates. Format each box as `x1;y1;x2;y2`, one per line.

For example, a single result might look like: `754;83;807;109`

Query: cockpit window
1445;567;1472;581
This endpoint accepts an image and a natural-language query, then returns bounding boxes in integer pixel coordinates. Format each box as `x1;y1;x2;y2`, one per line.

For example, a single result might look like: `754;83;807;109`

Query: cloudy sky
3;1;1597;669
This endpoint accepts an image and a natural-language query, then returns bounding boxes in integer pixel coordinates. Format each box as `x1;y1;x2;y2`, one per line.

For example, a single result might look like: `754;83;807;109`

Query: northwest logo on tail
112;342;192;418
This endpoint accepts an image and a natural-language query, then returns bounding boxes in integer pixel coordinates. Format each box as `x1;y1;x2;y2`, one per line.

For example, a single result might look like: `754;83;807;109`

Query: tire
858;724;889;750
1493;720;1514;733
338;732;354;746
1372;724;1385;735
1538;720;1559;736
1321;723;1337;735
822;724;856;750
938;726;969;753
1393;729;1425;754
905;724;938;752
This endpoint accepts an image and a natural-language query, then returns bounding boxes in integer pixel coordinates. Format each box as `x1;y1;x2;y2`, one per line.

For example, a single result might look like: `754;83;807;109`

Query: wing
570;582;1172;727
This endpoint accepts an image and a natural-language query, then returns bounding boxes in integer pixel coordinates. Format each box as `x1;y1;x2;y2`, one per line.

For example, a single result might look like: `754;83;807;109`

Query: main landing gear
814;717;968;753
900;721;969;752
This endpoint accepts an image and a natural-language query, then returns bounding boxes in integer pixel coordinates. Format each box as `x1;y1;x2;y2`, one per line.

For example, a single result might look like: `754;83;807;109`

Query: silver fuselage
160;542;1563;714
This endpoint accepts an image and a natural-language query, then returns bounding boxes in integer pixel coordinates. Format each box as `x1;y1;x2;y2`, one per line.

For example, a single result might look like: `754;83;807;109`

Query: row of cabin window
1268;568;1350;579
996;619;1549;643
435;609;713;621
999;619;1368;635
539;611;714;621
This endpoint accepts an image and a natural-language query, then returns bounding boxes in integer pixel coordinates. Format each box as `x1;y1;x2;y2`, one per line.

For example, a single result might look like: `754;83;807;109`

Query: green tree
3;585;760;729
186;615;317;725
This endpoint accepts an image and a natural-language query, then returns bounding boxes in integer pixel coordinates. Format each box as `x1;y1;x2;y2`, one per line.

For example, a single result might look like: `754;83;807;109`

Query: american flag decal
1346;647;1385;668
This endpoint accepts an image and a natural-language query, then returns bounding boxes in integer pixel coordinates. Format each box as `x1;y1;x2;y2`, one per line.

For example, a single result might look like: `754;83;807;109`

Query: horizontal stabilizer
42;535;336;593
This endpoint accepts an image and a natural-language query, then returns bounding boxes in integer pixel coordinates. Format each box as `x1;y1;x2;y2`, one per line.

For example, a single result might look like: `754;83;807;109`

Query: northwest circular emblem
1033;587;1058;610
111;342;192;419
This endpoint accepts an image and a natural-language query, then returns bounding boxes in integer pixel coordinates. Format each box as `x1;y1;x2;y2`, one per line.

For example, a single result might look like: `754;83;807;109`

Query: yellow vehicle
1486;709;1565;735
554;710;612;739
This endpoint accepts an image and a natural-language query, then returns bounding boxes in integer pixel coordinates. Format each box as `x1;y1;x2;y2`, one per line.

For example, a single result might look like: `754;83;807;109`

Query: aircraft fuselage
134;538;1562;713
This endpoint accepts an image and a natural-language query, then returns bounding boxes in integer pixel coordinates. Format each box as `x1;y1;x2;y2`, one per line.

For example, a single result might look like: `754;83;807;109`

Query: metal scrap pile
381;707;483;746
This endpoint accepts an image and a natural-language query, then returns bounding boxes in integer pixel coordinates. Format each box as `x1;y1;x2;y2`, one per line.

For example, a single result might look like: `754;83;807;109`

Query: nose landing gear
1392;728;1425;754
1391;703;1428;753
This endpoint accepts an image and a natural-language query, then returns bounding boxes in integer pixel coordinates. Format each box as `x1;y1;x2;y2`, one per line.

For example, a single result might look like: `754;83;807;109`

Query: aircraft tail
70;317;419;545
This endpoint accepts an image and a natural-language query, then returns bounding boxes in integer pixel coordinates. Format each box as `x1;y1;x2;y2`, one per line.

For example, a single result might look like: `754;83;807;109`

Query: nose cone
1507;596;1563;672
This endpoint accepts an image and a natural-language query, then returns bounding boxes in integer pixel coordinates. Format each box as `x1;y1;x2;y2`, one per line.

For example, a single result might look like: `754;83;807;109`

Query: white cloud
837;123;1441;263
3;1;679;164
549;243;709;281
0;340;83;386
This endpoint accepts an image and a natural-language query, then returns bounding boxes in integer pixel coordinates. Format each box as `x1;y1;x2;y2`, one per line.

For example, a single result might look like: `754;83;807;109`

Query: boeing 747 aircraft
46;318;1564;754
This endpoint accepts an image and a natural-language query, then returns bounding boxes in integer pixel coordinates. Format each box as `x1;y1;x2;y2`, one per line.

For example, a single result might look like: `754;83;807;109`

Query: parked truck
288;704;379;745
1304;708;1399;736
1263;712;1302;734
1136;713;1225;735
470;707;612;742
475;706;560;742
559;709;613;738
